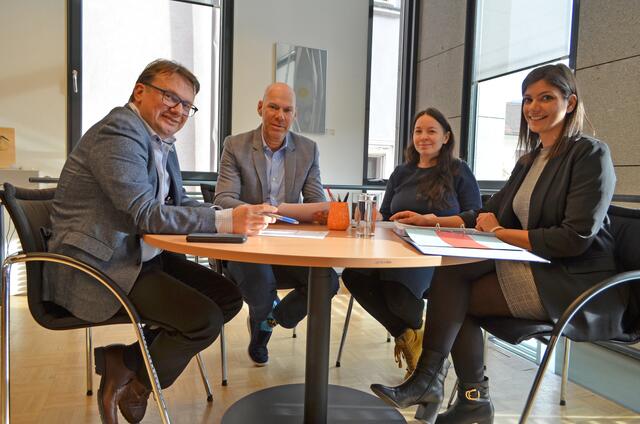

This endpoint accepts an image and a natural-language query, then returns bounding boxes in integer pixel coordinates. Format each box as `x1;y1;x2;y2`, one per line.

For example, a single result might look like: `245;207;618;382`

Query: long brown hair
517;64;589;160
404;107;456;208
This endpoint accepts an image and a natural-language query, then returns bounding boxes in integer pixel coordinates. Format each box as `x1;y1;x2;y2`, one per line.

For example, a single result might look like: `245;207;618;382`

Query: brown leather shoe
95;344;136;424
118;375;152;423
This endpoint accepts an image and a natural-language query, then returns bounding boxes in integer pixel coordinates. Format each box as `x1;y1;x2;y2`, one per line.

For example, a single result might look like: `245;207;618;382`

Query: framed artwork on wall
275;42;327;134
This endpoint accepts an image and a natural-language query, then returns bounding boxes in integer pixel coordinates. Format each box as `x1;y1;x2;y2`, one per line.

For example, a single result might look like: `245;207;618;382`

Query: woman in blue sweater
342;107;481;379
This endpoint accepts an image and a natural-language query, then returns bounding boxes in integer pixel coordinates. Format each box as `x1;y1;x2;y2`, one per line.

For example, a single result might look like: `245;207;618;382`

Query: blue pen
262;213;299;225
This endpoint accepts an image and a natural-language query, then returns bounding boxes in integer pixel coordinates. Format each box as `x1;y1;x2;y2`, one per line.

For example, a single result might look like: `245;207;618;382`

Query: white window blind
475;0;572;81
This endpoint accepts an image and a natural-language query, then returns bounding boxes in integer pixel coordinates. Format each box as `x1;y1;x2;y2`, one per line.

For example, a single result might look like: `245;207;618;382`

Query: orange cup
327;202;350;230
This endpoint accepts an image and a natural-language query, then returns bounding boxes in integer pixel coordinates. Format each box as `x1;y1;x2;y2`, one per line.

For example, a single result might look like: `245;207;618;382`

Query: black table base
221;384;406;423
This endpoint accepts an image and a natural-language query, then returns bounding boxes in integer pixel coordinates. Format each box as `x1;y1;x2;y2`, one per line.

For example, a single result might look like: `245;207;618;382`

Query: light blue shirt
262;131;288;206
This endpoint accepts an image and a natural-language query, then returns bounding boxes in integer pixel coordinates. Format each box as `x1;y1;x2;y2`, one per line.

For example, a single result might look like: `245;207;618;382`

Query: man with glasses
45;59;276;424
214;82;339;367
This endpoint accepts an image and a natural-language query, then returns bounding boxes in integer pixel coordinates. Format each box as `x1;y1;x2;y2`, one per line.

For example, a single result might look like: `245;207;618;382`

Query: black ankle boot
371;350;450;423
436;377;494;424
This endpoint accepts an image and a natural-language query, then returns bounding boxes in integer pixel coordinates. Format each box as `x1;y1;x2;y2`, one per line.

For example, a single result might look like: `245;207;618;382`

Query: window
469;0;574;180
69;0;222;175
364;0;405;182
474;62;567;180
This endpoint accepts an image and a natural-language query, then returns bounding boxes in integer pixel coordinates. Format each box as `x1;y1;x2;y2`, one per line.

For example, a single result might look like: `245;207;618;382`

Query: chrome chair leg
195;353;213;402
292;326;297;338
560;337;571;406
86;328;93;395
133;322;171;424
2;263;12;424
335;295;354;367
220;325;228;386
520;334;559;423
386;331;391;343
3;253;172;424
446;379;458;408
482;329;488;369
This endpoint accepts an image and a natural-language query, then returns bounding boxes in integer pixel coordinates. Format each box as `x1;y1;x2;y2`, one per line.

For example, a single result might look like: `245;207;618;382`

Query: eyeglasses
144;83;198;117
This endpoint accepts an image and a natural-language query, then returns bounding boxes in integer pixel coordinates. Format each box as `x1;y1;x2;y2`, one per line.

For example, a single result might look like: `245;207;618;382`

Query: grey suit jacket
460;136;627;342
214;126;326;208
44;105;217;322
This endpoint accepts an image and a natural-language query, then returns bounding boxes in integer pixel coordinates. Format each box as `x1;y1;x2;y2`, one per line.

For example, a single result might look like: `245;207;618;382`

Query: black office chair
0;183;214;424
452;204;640;424
513;204;640;422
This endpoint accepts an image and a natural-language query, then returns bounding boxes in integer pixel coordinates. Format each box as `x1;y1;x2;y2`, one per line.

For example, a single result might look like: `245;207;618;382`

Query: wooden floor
5;294;639;423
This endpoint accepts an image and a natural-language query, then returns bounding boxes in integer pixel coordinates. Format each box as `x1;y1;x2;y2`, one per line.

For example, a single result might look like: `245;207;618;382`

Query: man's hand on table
233;204;277;235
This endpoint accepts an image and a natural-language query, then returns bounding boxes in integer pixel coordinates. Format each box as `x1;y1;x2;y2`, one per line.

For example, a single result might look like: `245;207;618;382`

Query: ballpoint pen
326;187;336;202
262;212;299;224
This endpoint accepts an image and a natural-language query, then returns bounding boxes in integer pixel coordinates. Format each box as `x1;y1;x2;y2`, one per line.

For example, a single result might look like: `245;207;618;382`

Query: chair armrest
2;251;143;325
551;270;640;340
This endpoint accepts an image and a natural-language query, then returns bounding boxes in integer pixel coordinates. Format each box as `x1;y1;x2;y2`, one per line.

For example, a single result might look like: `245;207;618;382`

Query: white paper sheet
259;229;328;239
276;202;330;223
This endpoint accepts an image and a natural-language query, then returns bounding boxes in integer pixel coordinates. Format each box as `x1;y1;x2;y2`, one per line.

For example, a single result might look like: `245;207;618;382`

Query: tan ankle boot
394;328;423;379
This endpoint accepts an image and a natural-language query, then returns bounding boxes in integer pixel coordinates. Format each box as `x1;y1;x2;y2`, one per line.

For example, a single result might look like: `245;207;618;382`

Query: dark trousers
124;251;242;389
342;268;426;338
423;260;517;383
225;261;339;328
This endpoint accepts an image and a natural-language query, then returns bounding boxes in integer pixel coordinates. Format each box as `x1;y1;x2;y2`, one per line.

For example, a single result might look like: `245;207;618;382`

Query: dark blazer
461;136;629;342
213;126;326;208
44;105;217;322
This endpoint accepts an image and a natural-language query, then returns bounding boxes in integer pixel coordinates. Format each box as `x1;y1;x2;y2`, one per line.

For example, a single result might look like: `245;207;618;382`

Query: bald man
214;83;339;366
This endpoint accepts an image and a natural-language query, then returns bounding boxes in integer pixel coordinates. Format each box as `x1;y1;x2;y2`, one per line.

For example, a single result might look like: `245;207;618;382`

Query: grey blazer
461;136;628;342
44;105;217;323
214;126;326;208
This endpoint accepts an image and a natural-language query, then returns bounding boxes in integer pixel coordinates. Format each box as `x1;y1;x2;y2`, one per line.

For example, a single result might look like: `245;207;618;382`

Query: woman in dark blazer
370;64;629;424
342;108;481;380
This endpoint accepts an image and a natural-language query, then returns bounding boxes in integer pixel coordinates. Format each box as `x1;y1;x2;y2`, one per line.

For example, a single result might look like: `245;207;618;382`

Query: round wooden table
144;224;477;424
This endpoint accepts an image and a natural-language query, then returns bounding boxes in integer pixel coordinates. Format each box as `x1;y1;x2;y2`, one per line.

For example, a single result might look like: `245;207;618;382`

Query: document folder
401;227;549;263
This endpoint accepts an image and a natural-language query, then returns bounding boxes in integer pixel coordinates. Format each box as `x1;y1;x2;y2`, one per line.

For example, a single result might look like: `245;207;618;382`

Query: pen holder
327;202;350;230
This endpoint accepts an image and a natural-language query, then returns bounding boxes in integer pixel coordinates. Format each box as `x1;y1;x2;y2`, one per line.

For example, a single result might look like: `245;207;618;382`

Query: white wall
232;0;369;185
0;0;67;179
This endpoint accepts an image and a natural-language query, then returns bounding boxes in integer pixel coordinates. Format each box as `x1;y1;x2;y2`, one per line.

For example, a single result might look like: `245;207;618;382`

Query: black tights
423;260;512;383
342;268;425;338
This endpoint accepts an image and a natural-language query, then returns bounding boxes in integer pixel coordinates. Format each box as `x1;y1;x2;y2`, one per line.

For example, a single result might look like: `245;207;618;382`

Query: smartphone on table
186;233;247;243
